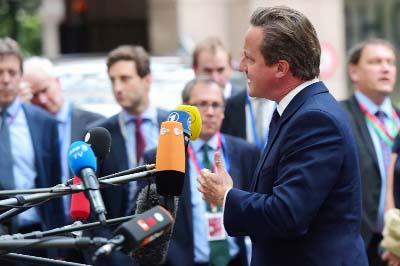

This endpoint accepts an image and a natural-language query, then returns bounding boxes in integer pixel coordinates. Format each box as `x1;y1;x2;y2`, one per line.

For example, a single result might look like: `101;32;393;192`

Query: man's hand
382;250;400;266
197;151;233;206
19;81;33;102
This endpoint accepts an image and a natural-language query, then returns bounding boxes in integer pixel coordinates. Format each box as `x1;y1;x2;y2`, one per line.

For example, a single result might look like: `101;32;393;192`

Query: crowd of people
1;4;400;266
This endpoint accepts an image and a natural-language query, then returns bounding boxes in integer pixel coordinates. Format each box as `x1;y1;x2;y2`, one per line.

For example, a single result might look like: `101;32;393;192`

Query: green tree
0;0;42;55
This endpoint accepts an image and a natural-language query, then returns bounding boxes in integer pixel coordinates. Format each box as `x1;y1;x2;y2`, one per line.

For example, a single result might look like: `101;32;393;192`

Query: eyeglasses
192;101;225;112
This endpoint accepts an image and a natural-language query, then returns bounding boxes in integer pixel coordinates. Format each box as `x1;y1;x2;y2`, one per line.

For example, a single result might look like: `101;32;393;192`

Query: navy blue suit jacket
23;103;65;230
93;109;168;219
149;134;260;266
224;82;368;266
85;109;167;266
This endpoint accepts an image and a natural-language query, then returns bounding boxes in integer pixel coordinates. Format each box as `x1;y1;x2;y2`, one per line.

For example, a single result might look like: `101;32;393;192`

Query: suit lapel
22;104;40;180
250;82;328;191
348;96;379;163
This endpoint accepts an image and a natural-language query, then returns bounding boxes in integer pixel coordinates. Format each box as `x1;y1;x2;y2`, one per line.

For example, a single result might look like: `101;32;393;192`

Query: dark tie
202;144;230;266
267;108;280;145
0;109;15;189
375;111;391;173
375;110;391;231
134;117;146;164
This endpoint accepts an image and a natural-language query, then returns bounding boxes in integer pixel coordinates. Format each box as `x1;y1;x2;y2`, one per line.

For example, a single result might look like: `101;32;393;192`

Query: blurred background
1;0;399;114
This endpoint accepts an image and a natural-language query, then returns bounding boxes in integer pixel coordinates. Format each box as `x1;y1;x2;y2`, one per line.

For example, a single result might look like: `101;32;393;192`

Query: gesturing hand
197;151;233;207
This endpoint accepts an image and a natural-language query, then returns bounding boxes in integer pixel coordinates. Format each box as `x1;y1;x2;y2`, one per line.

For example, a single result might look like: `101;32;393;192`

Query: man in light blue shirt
0;37;65;262
159;76;260;266
341;38;399;266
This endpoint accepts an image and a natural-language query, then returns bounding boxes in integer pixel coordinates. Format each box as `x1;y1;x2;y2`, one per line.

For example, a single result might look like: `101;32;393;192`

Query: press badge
206;211;227;241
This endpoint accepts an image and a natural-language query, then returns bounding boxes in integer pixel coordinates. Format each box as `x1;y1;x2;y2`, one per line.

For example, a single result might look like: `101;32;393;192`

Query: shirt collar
224;82;232;98
1;97;21;117
277;78;319;115
191;133;219;153
56;100;71;124
122;105;157;124
355;90;393;116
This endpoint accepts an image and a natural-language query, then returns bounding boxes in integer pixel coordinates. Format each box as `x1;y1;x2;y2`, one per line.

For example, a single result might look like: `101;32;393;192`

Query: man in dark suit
23;56;105;211
192;37;242;99
221;89;275;150
22;57;105;263
88;45;168;266
341;38;399;266
198;6;368;266
143;76;259;266
0;37;65;262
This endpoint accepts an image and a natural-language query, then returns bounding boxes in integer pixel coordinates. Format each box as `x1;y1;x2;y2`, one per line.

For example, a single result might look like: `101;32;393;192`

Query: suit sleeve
224;110;345;239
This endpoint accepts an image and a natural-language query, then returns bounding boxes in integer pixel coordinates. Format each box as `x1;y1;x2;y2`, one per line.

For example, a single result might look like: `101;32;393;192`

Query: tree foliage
0;0;42;55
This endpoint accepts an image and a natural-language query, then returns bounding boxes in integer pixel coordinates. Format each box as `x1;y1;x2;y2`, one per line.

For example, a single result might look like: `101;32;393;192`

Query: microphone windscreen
68;141;97;175
84;127;112;160
70;176;90;221
131;184;179;266
176;105;202;140
167;110;191;138
155;121;185;196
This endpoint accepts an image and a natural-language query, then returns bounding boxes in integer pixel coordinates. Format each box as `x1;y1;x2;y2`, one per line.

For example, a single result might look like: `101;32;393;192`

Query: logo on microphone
174;128;183;136
160;127;170;135
168;112;179;122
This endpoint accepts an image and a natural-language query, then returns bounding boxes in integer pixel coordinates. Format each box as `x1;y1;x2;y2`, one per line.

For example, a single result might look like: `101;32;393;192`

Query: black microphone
131;184;178;266
93;204;174;260
84;127;112;161
68;141;107;225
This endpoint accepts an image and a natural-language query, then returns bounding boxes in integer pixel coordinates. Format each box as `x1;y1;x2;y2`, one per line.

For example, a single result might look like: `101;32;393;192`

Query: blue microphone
167;110;191;144
68;141;107;224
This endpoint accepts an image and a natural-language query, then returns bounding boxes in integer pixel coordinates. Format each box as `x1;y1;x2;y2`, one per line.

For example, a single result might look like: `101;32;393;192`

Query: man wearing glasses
157;76;260;266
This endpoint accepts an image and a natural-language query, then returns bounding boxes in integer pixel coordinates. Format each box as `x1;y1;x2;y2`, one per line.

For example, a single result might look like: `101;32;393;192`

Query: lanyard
358;102;400;146
246;95;269;149
187;132;230;173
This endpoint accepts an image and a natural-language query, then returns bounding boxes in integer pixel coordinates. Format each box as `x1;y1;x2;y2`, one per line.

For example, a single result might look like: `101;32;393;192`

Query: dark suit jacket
224;82;367;266
221;90;247;140
70;106;105;143
22;103;65;230
93;109;168;219
341;95;400;246
85;109;167;266
143;134;260;266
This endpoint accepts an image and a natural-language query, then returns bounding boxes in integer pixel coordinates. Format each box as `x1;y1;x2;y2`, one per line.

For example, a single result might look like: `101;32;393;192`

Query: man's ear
276;60;290;78
348;64;359;82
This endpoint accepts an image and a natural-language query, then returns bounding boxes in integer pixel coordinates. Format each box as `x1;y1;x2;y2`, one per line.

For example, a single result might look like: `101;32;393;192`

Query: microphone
167;110;192;143
131;184;178;266
176;104;202;141
84;127;112;161
155;121;186;197
93;205;174;260
68;141;107;224
70;176;90;222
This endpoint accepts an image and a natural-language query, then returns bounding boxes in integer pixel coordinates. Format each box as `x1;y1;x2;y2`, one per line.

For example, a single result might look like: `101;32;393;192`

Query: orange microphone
155;121;186;196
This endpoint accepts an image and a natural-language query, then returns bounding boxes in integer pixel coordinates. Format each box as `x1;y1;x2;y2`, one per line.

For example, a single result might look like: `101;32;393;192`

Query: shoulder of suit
71;106;105;119
22;102;58;124
222;133;259;151
89;112;119;130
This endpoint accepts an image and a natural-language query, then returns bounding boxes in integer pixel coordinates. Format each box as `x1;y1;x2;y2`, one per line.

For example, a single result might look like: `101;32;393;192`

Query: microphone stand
1;253;90;266
0;215;135;266
0;169;156;219
1;214;136;240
